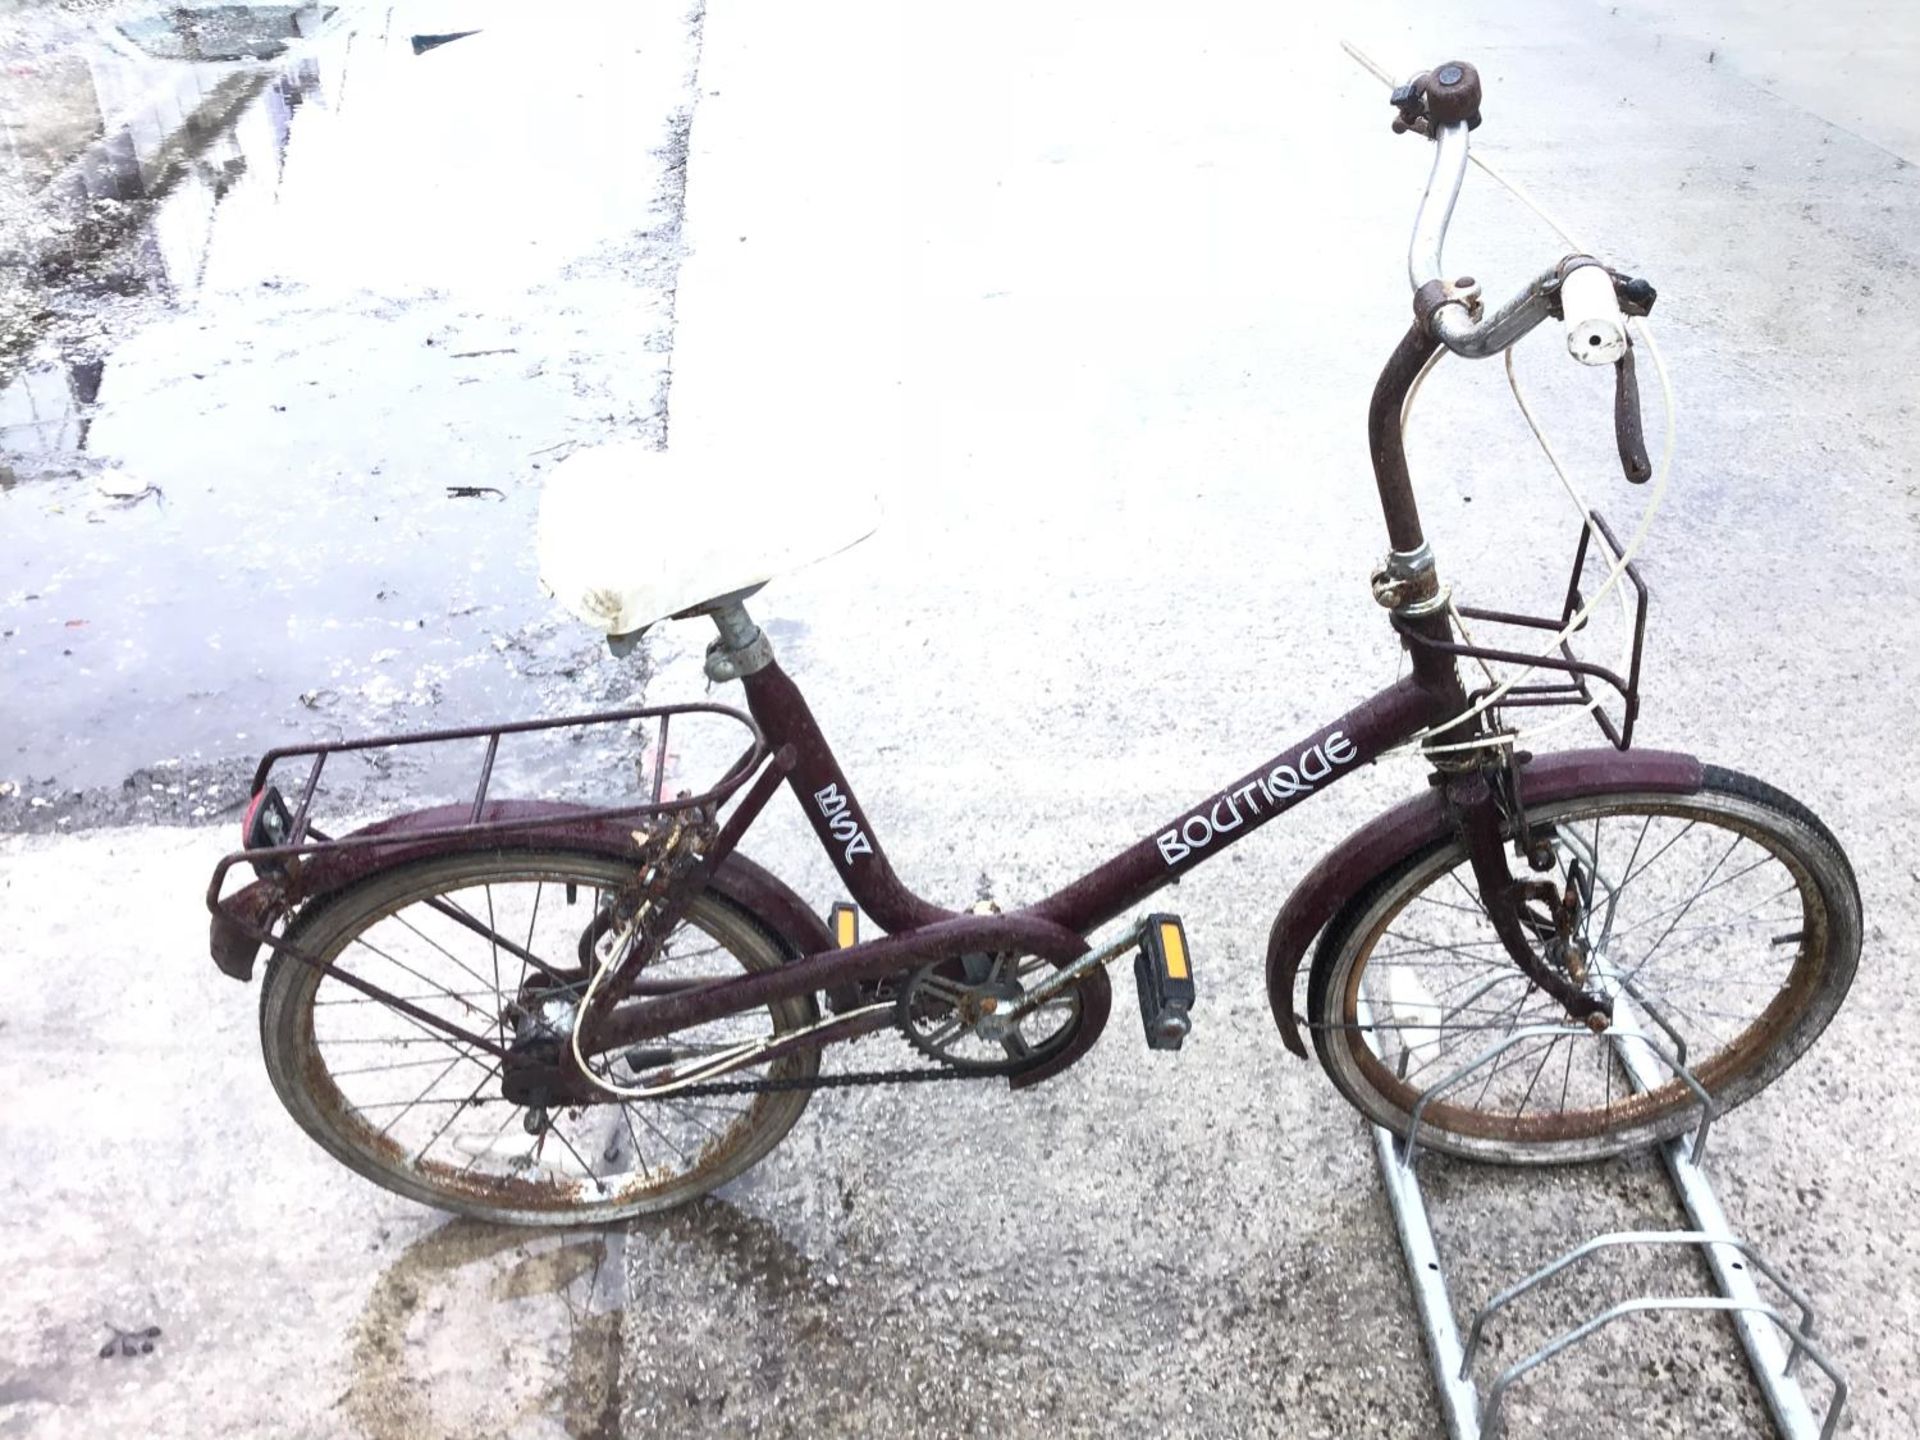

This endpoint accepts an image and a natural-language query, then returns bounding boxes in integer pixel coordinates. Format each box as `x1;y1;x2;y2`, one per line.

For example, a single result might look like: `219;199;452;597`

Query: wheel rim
276;859;812;1217
1334;795;1831;1150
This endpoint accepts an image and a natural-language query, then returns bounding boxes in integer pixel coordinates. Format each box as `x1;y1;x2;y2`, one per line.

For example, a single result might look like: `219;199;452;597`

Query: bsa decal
813;782;874;865
1155;730;1359;866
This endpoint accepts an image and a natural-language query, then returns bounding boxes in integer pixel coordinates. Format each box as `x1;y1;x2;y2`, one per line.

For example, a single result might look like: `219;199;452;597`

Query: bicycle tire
1306;766;1861;1164
259;849;820;1224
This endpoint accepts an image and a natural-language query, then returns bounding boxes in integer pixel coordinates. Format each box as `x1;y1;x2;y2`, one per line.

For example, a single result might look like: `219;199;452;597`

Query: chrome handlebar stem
1408;121;1472;292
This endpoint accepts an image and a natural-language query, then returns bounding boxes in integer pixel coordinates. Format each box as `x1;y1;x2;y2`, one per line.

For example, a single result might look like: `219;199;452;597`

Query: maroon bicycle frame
210;313;1694;1091
755;661;1454;937
591;321;1477;1053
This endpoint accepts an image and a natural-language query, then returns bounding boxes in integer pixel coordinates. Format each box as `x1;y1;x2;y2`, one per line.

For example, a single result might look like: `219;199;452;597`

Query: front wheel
259;851;820;1224
1307;766;1861;1164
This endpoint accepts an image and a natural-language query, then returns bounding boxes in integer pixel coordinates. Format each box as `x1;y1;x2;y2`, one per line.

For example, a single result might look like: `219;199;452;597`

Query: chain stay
631;1058;1006;1102
585;817;1073;1102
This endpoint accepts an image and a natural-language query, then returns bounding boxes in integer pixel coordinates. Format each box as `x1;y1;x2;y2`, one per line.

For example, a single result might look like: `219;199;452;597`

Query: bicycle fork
1444;756;1614;1029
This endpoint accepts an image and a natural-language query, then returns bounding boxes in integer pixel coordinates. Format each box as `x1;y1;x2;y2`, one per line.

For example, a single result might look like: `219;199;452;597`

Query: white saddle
536;439;878;636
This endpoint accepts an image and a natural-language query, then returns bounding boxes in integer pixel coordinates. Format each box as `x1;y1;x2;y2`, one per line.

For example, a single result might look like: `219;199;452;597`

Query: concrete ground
4;1;1918;1438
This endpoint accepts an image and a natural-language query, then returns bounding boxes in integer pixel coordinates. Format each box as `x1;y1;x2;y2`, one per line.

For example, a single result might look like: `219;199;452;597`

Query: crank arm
978;920;1146;1038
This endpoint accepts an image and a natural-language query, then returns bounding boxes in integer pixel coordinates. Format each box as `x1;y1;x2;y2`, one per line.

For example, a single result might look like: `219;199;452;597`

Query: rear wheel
1308;768;1860;1164
259;851;819;1224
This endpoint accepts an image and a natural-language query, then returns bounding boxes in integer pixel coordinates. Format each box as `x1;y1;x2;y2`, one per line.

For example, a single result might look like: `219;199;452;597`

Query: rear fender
209;800;835;983
1265;748;1704;1057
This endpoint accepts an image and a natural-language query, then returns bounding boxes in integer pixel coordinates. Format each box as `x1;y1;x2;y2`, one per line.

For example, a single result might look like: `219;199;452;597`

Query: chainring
895;951;1085;1074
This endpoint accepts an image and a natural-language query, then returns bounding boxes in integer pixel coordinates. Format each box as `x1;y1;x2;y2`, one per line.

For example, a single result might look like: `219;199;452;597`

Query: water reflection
347;1220;624;1440
117;4;336;64
0;16;328;354
1;48;322;455
0;359;104;459
0;10;686;792
39;58;324;293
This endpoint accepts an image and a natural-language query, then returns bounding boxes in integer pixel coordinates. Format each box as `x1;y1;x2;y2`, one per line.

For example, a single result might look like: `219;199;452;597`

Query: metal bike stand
1358;998;1849;1440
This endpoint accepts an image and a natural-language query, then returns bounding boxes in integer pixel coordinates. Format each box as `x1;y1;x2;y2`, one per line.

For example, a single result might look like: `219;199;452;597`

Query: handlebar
1395;61;1654;482
1560;262;1627;364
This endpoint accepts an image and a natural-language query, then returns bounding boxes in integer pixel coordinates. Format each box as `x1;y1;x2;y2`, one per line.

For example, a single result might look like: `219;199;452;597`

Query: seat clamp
705;628;774;683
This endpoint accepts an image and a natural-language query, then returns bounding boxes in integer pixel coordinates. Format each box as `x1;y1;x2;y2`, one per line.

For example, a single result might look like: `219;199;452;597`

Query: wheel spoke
625;1102;696;1166
376;1049;477;1140
282;855;823;1220
1615;832;1747;988
543;1123;603;1184
659;1102;728;1144
387;908;502;1002
1606;874;1793;947
1327;786;1855;1161
457;1101;526;1177
1512;1035;1561;1119
1408;892;1492;918
1611;818;1697;901
410;1061;504;1163
520;881;543;996
483;885;504;1026
338;935;491;1020
315;988;497;1007
1447;870;1492;917
350;997;492;1067
617;1103;651;1174
332;1055;489;1078
1373;929;1512;960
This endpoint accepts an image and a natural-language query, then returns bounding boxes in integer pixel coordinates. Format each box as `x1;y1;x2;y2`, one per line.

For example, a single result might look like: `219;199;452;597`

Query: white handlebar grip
1562;263;1627;365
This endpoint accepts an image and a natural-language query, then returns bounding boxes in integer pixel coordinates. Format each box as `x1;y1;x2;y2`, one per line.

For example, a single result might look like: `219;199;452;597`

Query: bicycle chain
631;1062;997;1102
629;984;1060;1101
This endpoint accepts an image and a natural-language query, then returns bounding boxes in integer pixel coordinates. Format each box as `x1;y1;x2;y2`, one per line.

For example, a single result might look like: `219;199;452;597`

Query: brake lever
1613;343;1652;484
1607;272;1657;484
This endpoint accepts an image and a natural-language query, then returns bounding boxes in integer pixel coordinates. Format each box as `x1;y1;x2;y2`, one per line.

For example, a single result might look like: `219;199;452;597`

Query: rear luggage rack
207;701;766;913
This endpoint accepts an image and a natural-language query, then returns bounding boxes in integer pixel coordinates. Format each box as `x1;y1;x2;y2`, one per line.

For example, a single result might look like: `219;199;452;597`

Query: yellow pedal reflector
1135;913;1196;1051
830;901;860;950
1158;919;1189;980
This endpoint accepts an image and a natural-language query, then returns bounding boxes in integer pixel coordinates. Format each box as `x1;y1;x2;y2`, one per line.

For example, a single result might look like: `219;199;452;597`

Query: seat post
704;596;775;684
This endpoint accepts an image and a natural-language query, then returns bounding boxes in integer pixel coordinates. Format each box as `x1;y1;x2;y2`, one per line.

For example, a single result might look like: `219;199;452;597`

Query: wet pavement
4;0;1920;1436
619;0;1918;1434
2;5;705;1432
1;0;698;832
0;834;633;1440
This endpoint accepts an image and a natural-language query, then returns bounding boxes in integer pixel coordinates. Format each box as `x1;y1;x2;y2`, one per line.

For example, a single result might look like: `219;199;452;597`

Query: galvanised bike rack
1357;996;1850;1440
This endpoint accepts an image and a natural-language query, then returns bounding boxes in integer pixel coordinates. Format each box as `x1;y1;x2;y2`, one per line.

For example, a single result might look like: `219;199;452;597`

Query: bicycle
206;59;1862;1226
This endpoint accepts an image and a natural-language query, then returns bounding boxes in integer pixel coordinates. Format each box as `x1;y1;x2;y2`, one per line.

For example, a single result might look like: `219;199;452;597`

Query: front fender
1264;748;1704;1057
208;800;835;982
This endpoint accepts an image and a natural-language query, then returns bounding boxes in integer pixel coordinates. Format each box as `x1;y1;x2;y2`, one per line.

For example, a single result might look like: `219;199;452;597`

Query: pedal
1134;914;1196;1051
829;901;860;949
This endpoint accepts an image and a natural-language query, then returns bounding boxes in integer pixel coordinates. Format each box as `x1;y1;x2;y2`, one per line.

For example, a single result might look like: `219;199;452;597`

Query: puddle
0;5;703;817
1;14;327;317
0;359;103;462
118;4;336;64
22;58;322;297
348;1220;624;1440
